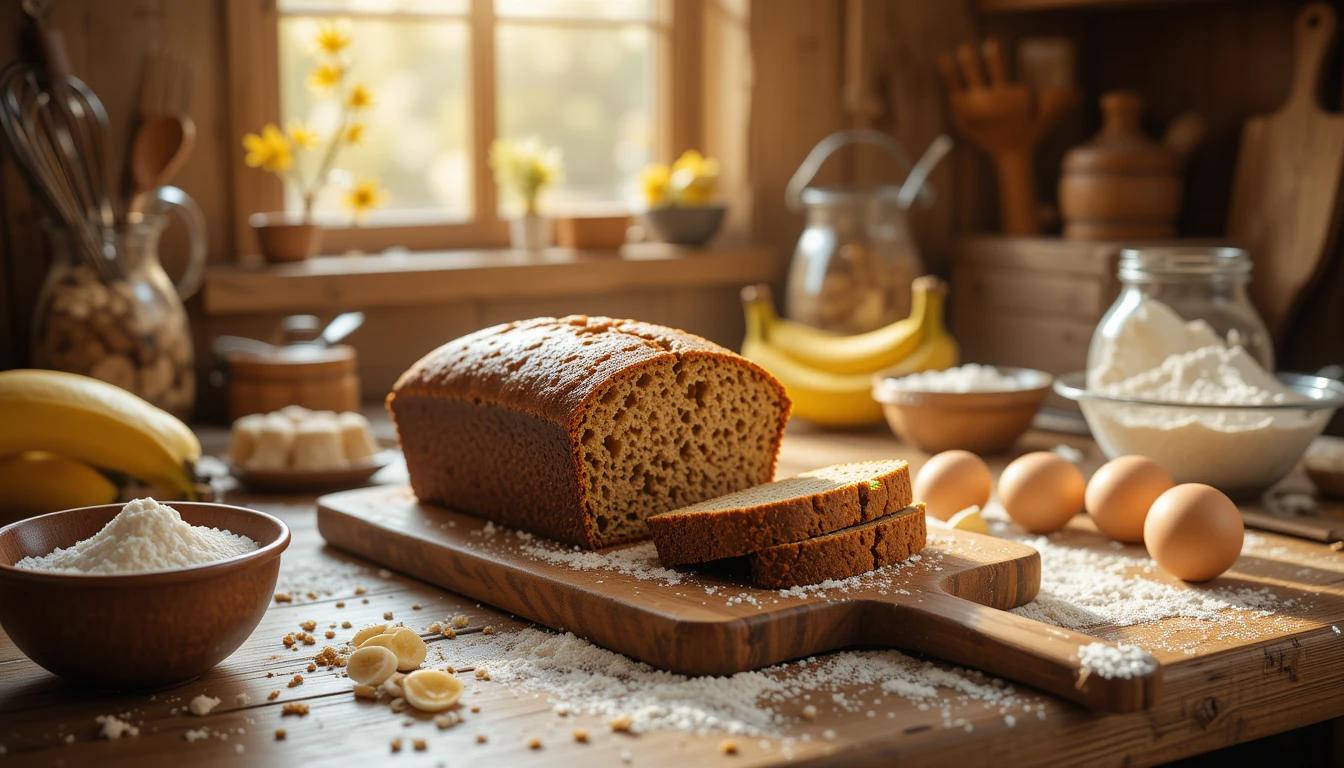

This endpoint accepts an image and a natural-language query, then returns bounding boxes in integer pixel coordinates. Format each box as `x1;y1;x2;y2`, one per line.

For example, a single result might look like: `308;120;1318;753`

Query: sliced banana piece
347;645;399;686
946;505;989;534
351;623;388;647
360;627;427;671
402;669;464;713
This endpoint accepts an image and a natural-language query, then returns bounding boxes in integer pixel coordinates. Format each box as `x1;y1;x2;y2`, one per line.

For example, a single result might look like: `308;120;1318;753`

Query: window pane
278;16;471;223
495;0;654;21
496;23;655;212
279;0;468;16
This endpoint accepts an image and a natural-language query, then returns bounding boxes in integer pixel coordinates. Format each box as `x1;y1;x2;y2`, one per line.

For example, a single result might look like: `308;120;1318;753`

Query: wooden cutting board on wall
318;485;1161;714
1228;2;1344;343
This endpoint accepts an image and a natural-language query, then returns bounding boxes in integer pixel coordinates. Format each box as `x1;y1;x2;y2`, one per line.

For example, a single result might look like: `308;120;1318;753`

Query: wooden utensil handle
993;149;1040;235
1288;3;1335;112
876;592;1161;712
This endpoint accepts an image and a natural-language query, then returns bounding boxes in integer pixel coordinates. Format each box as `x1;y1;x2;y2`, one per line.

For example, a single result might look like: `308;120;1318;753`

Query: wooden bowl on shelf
0;502;289;689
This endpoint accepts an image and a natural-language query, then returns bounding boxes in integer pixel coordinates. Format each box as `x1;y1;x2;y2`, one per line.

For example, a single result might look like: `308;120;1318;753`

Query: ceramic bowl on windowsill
640;204;726;247
250;212;322;263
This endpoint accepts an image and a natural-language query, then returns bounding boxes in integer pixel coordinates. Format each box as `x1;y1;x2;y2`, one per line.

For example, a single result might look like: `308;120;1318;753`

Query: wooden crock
1060;91;1182;240
226;344;360;419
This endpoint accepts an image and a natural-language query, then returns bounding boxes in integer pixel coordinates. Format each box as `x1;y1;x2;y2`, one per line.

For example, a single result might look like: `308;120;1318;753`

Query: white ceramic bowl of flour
1055;372;1344;498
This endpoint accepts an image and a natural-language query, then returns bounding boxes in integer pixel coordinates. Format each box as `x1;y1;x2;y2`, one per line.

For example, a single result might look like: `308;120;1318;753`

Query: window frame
226;0;701;261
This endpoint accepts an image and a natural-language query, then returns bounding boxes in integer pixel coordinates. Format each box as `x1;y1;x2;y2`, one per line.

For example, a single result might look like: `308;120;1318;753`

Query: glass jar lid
1117;246;1251;283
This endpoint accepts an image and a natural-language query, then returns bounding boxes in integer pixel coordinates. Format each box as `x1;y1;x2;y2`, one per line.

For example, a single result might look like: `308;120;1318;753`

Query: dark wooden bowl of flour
0;502;289;689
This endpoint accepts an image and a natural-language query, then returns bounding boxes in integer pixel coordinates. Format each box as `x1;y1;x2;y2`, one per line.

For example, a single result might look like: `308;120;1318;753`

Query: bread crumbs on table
610;714;634;733
475;734;487;744
341;621;352;628
384;611;394;620
801;705;817;720
325;630;335;639
267;690;280;701
411;603;422;610
354;586;367;595
482;626;495;635
274;729;286;741
335;601;346;608
306;663;317;673
720;740;739;755
281;703;309;717
288;674;304;688
413;739;427;751
528;737;543;750
282;634;296;648
441;627;456;639
474;668;490;681
353;684;378;700
390;737;402;753
274;592;292;603
299;620;316;632
573;729;589;743
450;614;469;628
362;598;369;604
470;705;480;713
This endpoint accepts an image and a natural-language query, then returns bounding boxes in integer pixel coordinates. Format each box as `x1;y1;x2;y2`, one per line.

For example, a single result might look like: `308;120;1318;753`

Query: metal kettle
784;130;952;333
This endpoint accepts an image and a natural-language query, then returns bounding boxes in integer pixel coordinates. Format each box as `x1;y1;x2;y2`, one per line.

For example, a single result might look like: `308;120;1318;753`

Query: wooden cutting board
1229;2;1344;342
317;485;1161;713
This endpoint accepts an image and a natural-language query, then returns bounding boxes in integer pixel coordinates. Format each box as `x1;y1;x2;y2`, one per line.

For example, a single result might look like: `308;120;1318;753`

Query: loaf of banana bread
388;316;791;549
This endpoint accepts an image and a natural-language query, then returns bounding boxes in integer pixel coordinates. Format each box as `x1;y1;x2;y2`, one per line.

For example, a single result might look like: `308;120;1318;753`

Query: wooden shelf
976;0;1212;13
202;244;777;315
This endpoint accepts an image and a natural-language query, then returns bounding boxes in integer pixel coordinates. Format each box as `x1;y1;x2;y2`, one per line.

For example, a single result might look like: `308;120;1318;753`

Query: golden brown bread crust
388;316;791;549
748;503;927;588
646;461;912;566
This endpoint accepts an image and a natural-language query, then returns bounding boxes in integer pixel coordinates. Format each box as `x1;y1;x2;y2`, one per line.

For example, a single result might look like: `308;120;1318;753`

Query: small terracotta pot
251;213;322;263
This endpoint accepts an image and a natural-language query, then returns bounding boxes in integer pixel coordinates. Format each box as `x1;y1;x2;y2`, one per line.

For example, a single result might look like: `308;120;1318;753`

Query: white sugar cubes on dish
231;407;378;472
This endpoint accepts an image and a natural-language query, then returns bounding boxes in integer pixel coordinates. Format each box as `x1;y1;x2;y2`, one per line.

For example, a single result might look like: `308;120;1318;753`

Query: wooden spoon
127;113;195;214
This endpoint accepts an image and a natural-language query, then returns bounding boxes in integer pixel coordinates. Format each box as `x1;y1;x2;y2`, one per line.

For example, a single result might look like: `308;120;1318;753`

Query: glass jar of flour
1087;246;1273;388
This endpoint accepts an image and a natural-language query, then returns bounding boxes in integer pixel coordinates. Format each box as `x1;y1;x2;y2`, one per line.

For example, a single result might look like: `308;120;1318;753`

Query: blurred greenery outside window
277;0;660;227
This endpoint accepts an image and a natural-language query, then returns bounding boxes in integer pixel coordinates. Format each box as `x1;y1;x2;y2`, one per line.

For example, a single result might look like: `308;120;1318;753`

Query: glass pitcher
32;186;206;419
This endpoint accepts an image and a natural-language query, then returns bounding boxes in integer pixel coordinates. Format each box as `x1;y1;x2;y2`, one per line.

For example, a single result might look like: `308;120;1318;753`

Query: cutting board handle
1288;3;1335;112
877;592;1161;712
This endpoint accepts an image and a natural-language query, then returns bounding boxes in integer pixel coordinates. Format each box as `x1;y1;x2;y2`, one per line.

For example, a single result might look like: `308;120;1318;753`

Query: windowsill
202;242;777;314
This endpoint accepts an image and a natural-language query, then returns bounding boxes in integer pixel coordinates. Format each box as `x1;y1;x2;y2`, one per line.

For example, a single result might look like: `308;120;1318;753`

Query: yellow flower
668;149;719;205
671;149;707;176
347;84;373;110
343;178;386;221
314;21;351;55
287;121;318;150
489;137;562;213
343;122;366;145
641;163;669;206
242;123;292;173
308;63;344;90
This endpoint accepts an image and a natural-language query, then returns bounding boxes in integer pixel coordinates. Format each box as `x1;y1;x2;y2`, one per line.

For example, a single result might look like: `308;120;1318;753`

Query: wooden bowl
872;367;1052;455
0;502;289;689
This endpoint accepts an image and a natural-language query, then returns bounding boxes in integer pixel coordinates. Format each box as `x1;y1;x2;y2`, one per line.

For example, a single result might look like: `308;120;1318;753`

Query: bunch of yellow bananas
0;369;201;518
740;276;959;427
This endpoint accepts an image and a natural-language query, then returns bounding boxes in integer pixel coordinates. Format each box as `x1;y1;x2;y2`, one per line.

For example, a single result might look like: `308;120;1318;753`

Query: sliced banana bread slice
646;460;911;566
749;503;927;588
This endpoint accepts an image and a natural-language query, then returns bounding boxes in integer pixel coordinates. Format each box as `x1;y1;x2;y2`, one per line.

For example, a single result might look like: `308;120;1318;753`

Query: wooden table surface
2;421;1342;767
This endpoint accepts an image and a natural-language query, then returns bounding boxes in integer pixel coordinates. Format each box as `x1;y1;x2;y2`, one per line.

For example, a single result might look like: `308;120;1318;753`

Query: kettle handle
785;129;929;211
152;185;207;301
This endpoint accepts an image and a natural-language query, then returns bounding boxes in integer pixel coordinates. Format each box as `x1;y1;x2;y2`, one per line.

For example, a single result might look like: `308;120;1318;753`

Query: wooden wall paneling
225;0;283;266
744;0;850;310
701;0;754;243
0;0;32;369
848;0;976;274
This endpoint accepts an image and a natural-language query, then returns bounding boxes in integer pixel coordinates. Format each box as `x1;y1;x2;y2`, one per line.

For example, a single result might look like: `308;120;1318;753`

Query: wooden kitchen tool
318;485;1162;713
939;38;1078;235
1228;2;1344;342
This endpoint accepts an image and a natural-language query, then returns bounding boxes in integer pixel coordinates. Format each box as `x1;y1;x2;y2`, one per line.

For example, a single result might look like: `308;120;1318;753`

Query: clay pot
251;213;322;263
1059;91;1203;241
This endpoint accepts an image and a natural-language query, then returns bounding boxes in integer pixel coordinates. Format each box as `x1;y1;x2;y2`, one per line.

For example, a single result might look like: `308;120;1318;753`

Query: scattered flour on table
16;498;257;574
1077;643;1157;679
520;541;686;585
449;628;1039;737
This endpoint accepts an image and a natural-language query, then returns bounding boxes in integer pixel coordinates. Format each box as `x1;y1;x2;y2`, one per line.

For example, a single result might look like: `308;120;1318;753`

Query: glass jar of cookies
31;186;206;419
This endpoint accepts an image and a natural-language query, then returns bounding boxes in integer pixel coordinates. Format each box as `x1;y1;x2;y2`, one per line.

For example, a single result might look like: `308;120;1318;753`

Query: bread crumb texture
390;316;790;548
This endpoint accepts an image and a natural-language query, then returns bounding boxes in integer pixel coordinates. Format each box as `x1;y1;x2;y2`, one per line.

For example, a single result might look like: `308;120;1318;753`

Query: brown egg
914;450;993;521
998;452;1085;534
1085;455;1174;543
1144;483;1243;582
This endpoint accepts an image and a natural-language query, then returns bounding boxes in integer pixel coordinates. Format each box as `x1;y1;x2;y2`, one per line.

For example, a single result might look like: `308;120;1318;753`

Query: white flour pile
882;364;1026;392
1084;297;1321;488
16;498;258;574
1076;643;1156;680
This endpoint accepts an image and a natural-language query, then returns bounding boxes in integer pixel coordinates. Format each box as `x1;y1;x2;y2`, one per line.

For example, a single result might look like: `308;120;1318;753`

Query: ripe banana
0;452;118;517
0;369;200;496
742;278;930;374
740;276;958;427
